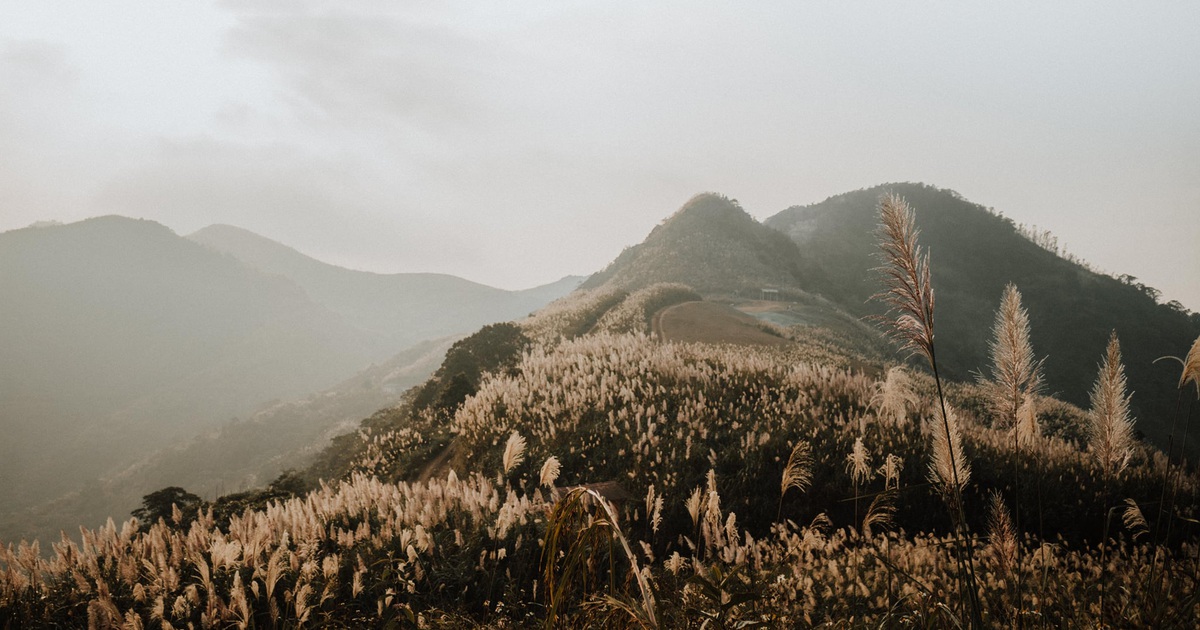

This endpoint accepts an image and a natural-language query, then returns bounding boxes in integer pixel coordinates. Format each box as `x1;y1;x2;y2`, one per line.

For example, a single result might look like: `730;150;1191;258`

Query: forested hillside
767;183;1200;454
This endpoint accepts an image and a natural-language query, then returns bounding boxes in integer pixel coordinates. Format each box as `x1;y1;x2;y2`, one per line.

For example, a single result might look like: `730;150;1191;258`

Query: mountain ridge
188;223;582;350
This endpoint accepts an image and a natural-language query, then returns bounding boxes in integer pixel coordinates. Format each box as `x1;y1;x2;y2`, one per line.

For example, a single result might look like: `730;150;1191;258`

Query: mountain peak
657;192;754;232
581;193;828;297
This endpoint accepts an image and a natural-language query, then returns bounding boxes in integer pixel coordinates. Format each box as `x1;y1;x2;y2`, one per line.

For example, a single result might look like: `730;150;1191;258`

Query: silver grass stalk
1181;334;1200;398
502;431;527;475
927;407;971;497
986;491;1018;575
1089;332;1135;479
874;193;982;625
780;441;814;499
1014;392;1040;448
862;490;896;539
873;194;936;366
986;283;1043;427
686;487;703;530
778;440;813;521
872;366;919;426
846;437;873;488
1122;498;1149;541
539;456;561;488
846;436;873;528
878;453;903;491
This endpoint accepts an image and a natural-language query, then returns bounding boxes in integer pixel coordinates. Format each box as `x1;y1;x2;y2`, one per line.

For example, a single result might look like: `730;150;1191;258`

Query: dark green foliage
205;470;312;530
412;322;532;415
131;486;202;531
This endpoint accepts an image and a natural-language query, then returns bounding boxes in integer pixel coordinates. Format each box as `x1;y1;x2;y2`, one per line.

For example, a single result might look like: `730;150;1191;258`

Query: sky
2;1;1198;309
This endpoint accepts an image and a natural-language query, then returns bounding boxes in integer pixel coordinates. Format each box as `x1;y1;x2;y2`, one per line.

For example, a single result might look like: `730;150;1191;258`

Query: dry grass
1089;331;1136;479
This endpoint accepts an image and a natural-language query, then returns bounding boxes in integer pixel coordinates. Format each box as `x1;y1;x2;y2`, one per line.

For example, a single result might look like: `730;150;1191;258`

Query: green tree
131;486;202;531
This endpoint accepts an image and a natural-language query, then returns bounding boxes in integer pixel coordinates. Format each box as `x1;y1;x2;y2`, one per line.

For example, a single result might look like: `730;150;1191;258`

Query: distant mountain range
188;224;582;350
0;216;578;542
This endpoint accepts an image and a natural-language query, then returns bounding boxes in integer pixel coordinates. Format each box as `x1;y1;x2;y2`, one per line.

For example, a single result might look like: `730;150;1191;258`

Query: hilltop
767;183;1200;453
581;193;829;298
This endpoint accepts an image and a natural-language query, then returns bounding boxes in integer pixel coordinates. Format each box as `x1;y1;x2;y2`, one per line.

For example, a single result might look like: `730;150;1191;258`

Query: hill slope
188;224;582;350
580;193;830;297
0;217;387;535
766;183;1200;453
0;336;452;544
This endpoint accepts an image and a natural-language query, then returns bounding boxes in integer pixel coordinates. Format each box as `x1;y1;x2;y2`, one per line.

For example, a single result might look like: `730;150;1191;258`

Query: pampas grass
872;366;919;426
542;487;658;629
927;406;971;497
1179;334;1200;398
985;492;1018;575
984;285;1041;427
1089;332;1135;480
540;456;561;488
873;194;937;366
985;284;1043;427
984;283;1043;618
779;440;813;520
503;431;527;476
846;437;873;488
874;193;982;626
1122;499;1149;541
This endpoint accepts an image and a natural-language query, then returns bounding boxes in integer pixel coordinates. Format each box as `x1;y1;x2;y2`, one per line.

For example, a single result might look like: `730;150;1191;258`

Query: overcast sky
2;1;1197;309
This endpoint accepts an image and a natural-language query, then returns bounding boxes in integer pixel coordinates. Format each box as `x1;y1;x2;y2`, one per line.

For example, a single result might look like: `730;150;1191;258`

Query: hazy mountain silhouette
1;336;453;544
188;224;582;351
580;193;830;297
0;217;390;524
766;182;1200;453
0;216;579;543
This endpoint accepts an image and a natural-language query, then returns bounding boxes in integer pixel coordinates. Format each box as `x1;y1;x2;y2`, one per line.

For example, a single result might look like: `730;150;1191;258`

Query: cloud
221;2;502;146
0;40;99;220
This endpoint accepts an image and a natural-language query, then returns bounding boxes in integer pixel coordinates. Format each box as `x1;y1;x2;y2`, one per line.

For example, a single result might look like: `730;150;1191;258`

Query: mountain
0;216;391;535
0;336;453;544
766;182;1200;454
580;193;830;297
187;224;583;351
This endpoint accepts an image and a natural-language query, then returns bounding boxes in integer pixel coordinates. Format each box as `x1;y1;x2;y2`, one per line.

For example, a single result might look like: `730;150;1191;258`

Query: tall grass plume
1088;332;1135;479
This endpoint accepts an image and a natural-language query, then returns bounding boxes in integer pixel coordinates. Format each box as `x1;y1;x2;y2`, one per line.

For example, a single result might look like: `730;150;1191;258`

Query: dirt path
653;301;788;346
